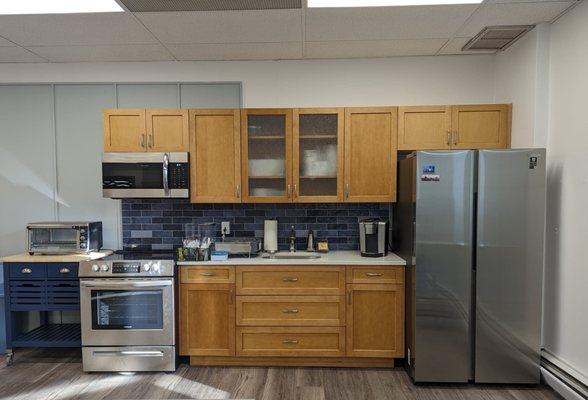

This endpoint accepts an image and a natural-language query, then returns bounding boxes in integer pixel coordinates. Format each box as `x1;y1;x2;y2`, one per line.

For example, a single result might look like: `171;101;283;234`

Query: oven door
80;279;174;346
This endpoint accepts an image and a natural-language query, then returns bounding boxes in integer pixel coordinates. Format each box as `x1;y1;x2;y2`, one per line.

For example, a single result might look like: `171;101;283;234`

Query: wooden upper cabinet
146;109;189;152
398;106;452;150
293;108;344;202
346;283;404;358
179;283;235;357
344;107;397;203
103;109;146;152
190;109;241;203
451;104;510;149
241;109;293;203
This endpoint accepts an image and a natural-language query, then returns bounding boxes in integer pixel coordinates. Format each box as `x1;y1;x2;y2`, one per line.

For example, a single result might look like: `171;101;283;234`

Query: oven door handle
163;152;170;196
81;280;172;288
92;350;165;357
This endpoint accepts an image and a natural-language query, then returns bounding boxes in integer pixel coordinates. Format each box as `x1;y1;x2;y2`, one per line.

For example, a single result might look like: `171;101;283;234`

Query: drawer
9;281;46;310
236;296;345;326
236;266;345;295
8;263;46;280
181;266;235;284
346;266;404;284
236;327;345;357
46;280;80;310
47;263;79;279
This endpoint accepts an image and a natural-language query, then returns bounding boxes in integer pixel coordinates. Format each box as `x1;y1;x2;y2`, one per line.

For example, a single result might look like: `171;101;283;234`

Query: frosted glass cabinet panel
294;108;344;202
241;109;293;203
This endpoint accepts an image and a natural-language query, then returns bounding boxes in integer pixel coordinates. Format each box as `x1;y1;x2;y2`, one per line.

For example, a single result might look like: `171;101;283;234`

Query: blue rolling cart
3;262;81;365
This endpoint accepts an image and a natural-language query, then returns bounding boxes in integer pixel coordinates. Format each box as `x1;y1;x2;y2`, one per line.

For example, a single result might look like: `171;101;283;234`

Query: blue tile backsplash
121;200;391;251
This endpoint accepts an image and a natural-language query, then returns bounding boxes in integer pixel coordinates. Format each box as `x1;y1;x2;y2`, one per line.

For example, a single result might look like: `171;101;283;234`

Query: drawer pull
282;309;299;314
282;339;299;345
199;272;216;277
59;268;71;274
21;267;32;274
365;272;383;277
282;277;299;282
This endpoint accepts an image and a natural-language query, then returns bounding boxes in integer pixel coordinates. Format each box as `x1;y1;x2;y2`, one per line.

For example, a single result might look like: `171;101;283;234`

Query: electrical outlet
221;221;231;235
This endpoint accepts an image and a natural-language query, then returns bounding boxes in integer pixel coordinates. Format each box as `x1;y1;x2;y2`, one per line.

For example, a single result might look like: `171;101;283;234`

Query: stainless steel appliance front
102;152;189;199
82;346;176;373
79;278;174;347
27;221;103;255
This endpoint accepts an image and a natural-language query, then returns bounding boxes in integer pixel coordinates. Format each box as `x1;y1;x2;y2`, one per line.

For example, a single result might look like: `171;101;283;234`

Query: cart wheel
5;352;14;366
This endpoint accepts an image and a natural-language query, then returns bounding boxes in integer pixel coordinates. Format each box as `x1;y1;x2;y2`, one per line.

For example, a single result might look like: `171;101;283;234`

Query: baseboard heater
541;350;588;400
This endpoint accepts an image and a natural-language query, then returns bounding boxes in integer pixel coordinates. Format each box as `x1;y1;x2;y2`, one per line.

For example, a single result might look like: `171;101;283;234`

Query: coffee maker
359;218;389;257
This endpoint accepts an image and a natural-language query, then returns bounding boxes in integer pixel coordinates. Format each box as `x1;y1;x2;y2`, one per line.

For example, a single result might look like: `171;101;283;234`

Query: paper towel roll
264;220;278;253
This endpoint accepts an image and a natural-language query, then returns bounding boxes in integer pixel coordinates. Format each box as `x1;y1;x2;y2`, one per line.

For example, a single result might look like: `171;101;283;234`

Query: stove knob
143;263;151;272
91;264;100;272
152;262;161;273
100;264;109;272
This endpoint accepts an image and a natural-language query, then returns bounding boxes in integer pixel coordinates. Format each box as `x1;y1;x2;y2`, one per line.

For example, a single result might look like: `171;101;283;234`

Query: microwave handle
163;153;170;196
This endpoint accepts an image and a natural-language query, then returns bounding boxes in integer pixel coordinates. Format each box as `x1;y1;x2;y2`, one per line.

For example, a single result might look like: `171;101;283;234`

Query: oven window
102;163;163;189
91;290;164;330
30;228;78;249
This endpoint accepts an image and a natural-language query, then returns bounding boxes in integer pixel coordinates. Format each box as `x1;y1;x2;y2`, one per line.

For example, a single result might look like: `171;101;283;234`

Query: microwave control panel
169;163;189;189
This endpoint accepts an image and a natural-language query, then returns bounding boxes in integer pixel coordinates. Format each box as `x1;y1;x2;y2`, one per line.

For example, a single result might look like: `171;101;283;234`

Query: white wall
0;55;496;107
543;0;588;379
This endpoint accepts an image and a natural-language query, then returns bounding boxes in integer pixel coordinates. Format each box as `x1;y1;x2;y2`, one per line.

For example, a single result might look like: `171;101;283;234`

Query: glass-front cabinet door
293;108;344;202
241;109;293;202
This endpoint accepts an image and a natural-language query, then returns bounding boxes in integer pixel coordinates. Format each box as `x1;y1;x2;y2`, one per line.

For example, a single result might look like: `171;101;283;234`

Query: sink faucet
289;225;296;252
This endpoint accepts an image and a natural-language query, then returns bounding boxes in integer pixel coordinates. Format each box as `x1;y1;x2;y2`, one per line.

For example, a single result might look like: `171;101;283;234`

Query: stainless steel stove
79;252;176;372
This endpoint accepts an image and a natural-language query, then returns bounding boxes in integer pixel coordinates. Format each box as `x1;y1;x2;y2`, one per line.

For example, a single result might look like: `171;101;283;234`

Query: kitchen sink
262;252;321;260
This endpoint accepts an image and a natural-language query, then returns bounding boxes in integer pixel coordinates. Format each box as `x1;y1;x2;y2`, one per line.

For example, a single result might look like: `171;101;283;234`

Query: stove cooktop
104;250;177;261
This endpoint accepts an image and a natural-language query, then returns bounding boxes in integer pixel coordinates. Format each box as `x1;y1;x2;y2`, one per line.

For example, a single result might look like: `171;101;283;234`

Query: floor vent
119;0;302;12
462;25;535;52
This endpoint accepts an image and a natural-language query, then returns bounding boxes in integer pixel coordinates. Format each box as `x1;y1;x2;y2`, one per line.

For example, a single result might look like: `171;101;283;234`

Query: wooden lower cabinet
180;264;404;367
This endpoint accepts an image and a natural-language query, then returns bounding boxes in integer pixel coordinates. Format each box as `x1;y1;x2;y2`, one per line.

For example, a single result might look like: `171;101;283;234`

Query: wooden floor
0;349;560;400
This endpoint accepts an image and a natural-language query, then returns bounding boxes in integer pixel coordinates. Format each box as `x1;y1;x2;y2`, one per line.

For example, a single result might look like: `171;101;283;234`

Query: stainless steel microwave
27;221;103;255
102;152;189;199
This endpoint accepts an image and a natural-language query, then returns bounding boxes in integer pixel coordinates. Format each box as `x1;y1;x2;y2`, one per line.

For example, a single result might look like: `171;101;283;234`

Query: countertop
177;251;406;266
0;250;113;263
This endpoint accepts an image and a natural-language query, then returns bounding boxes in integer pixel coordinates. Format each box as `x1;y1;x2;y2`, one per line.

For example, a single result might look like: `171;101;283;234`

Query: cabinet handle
199;272;216;277
287;184;292;198
294;184;298;198
282;339;299;345
282;277;299;282
282;309;299;314
140;134;145;147
453;130;458;145
446;131;451;146
345;183;350;199
148;134;154;148
21;267;32;274
365;272;383;277
59;268;71;274
235;184;241;198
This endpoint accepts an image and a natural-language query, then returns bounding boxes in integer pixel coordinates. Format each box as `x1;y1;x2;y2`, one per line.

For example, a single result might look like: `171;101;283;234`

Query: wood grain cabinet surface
146;109;189;152
398;104;511;150
190;109;241;203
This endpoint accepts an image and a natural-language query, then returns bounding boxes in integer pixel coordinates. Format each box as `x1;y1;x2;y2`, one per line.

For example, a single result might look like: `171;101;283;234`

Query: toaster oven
27;222;103;255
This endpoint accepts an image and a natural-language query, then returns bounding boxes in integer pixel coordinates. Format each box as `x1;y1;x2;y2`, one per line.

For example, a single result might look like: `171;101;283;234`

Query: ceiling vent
119;0;302;12
462;25;535;52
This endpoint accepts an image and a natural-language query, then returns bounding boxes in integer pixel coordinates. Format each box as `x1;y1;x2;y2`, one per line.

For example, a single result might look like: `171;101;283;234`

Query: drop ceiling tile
305;5;478;41
457;1;575;36
305;39;447;59
0;13;156;46
0;47;46;63
167;42;302;60
136;10;302;44
438;37;497;55
0;36;14;46
26;44;173;62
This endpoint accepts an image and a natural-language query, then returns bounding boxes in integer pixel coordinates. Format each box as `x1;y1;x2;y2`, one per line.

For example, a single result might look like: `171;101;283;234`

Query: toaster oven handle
162;153;170;196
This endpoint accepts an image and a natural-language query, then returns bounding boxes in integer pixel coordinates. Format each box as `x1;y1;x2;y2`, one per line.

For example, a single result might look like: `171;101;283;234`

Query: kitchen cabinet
190;109;241;203
241;109;293;203
179;282;235;357
293;108;344;202
346;282;404;358
103;108;188;152
398;104;511;150
344;107;398;202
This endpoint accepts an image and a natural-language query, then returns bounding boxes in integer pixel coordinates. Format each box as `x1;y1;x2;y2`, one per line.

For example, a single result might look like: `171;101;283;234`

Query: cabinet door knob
59;268;71;274
282;339;299;345
282;277;299;282
282;309;299;314
21;267;32;274
365;272;383;277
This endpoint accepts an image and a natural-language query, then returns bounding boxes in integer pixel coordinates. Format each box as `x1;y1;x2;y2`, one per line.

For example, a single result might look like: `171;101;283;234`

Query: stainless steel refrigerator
397;149;546;384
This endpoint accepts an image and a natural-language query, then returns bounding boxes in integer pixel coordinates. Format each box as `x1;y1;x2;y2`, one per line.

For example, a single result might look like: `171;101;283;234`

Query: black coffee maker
359;218;389;257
